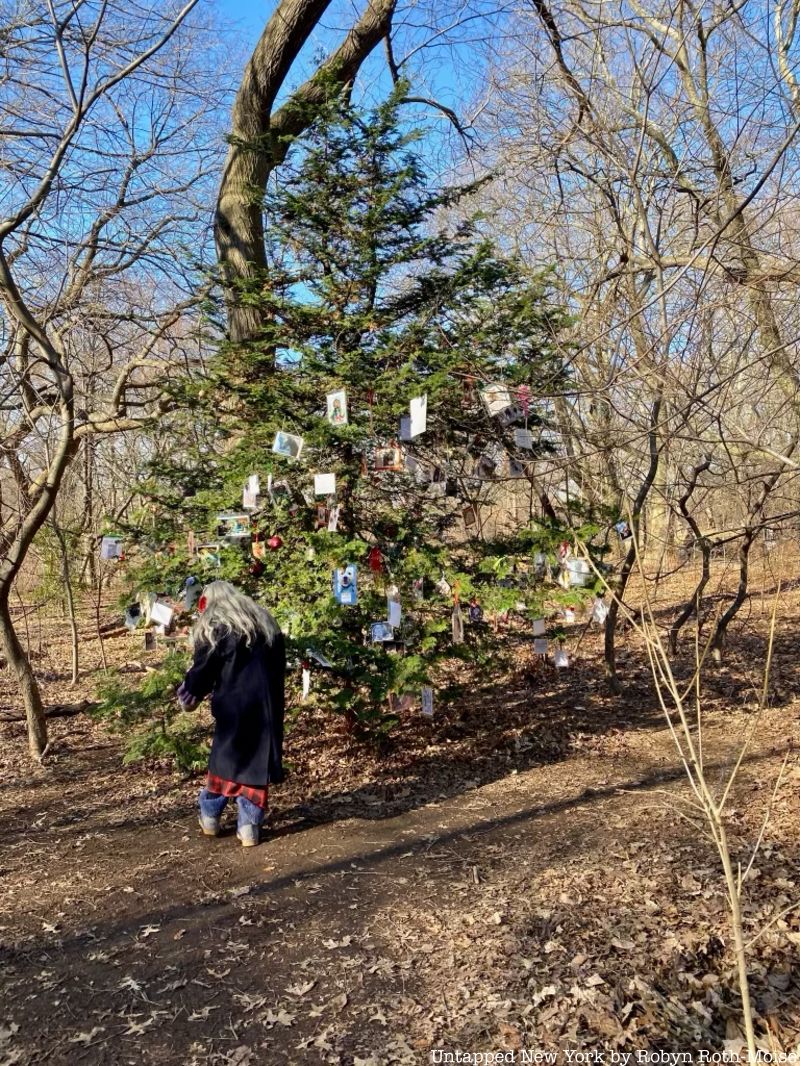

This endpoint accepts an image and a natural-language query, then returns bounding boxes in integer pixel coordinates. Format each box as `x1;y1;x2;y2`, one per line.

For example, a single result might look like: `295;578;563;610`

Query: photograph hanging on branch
371;622;395;643
327;504;341;532
332;564;358;606
326;390;348;426
197;544;221;567
388;600;402;628
534;637;548;656
272;430;305;460
514;427;534;450
374;444;403;472
216;513;251;542
242;486;258;510
400;416;412;442
614;519;632;541
100;536;123;561
497;403;525;428
508;457;527;478
462;504;479;530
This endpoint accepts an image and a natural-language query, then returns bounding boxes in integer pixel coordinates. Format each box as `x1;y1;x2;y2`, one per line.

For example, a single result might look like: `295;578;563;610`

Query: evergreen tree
129;86;587;737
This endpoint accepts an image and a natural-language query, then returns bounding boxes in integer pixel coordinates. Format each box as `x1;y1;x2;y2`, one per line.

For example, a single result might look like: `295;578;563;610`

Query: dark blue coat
182;628;285;786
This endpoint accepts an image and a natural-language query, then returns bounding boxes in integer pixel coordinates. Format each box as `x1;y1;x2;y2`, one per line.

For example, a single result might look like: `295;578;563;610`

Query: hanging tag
533;637;548;656
388;600;402;628
302;667;311;700
421;686;434;717
409;394;428;438
554;647;569;669
592;598;609;624
452;602;464;644
533;618;546;636
327;505;341;532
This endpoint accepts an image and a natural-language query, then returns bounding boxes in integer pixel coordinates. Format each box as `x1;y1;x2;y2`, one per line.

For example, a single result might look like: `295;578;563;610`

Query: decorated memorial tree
128;86;591;735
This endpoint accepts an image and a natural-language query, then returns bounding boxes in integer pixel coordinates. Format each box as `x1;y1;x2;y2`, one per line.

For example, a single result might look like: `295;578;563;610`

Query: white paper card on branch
314;473;336;496
243;487;258;510
554;648;570;669
421;686;434;717
302;668;311;700
533;638;548;655
388;600;402;628
327;505;341;532
514;428;534;450
481;382;513;417
150;601;173;627
327;390;348;426
248;474;260;495
532;618;546;636
592;598;609;624
400;416;412;442
409;394;427;438
563;608;576;624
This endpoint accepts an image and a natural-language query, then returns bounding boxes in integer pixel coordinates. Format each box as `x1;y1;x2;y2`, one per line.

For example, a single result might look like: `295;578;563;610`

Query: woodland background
2;1;800;1062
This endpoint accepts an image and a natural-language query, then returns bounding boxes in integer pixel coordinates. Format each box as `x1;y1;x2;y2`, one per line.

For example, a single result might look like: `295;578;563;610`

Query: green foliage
94;652;209;773
122;86;601;739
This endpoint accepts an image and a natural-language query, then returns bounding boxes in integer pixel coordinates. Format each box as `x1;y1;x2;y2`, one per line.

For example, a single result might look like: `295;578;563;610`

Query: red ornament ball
267;535;283;550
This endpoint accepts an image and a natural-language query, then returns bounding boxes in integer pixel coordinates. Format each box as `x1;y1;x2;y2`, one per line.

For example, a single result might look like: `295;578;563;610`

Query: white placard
327;505;340;532
533;618;546;636
554;648;570;669
150;601;173;627
388;600;402;628
302;668;311;699
592;599;609;624
243;487;258;510
514;428;534;450
421;687;434;717
400;416;412;442
314;473;336;496
409;394;427;438
533;638;548;655
247;474;260;495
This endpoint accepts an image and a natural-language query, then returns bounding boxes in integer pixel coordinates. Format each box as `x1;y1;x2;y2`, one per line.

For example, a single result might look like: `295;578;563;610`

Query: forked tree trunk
0;592;47;758
215;0;397;345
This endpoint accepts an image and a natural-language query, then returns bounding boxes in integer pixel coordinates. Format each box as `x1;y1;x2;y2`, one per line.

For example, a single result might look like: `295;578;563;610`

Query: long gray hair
192;580;280;650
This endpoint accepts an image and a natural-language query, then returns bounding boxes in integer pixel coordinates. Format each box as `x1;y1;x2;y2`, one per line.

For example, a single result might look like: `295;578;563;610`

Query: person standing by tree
177;581;285;847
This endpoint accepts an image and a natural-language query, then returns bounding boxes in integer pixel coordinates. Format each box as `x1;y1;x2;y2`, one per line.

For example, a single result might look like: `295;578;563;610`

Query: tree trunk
53;520;80;684
0;593;47;758
215;0;397;345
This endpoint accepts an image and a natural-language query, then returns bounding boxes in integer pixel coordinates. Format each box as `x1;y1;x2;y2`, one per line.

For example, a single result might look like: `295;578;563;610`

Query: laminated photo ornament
421;687;434;717
497;403;525;429
332;564;358;606
614;519;632;541
374;444;403;472
100;536;123;561
272;430;305;460
371;622;395;643
400;415;412;442
217;513;251;542
514;427;534;450
462;504;479;530
592;597;609;624
327;390;348;426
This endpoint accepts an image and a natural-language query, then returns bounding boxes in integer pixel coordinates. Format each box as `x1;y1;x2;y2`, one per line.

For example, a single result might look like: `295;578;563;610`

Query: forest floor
1;554;800;1064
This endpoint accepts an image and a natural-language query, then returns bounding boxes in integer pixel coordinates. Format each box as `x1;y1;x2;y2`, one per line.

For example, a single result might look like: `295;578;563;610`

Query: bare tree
0;0;221;757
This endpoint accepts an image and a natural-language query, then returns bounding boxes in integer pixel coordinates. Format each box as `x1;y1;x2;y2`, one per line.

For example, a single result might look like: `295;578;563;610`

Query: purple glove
176;681;199;711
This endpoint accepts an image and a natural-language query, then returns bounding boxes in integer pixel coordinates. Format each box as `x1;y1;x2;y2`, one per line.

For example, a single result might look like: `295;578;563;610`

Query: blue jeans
198;789;264;829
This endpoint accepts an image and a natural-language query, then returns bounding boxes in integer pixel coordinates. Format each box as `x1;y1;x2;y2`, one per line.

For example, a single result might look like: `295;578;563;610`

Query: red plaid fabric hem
206;773;269;809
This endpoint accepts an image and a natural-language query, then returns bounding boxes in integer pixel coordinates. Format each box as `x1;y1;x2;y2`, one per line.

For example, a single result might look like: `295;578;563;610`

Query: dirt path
1;697;799;1065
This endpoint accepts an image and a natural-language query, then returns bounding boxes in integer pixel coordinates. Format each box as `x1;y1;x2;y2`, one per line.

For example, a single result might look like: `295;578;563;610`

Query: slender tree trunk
53;521;79;684
0;592;47;757
711;533;754;662
669;542;711;654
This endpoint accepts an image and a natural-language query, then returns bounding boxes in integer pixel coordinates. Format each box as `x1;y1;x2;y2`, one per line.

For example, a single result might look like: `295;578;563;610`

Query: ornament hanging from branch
327;390;348;426
332;564;358;605
409;394;427;438
421;687;434;717
272;430;304;460
314;473;336;496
